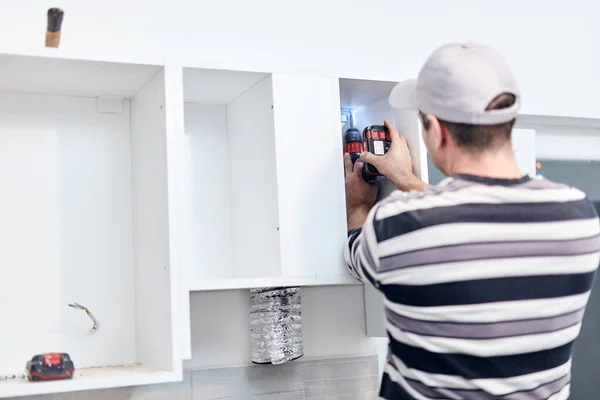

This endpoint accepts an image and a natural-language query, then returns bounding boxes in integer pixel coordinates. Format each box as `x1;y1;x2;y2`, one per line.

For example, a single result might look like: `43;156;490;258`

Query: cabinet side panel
131;69;173;370
165;62;188;363
226;76;281;279
400;110;428;183
272;74;348;278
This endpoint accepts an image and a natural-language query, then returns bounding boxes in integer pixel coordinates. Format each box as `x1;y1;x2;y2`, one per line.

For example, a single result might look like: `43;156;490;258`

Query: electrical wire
68;302;99;333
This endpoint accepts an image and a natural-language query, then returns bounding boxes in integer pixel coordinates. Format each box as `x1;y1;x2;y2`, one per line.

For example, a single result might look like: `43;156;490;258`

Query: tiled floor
12;356;379;400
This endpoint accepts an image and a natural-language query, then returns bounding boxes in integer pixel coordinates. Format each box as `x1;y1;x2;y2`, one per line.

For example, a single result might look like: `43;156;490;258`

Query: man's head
389;43;521;176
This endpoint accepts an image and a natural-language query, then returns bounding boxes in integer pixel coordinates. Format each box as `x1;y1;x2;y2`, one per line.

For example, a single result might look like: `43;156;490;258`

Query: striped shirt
344;174;600;400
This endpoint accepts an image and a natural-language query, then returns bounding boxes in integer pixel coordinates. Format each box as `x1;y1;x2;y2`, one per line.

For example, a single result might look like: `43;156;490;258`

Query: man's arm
347;205;370;231
344;205;380;286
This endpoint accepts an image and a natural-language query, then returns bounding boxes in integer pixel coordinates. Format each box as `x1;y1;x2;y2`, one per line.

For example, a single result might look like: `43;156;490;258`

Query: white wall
0;0;598;119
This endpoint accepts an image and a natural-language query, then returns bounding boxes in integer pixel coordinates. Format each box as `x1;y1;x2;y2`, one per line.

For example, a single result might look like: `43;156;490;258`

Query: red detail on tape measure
366;130;371;139
44;353;61;365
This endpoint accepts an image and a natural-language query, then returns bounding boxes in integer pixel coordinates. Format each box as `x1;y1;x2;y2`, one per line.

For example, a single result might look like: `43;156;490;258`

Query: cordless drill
343;122;391;184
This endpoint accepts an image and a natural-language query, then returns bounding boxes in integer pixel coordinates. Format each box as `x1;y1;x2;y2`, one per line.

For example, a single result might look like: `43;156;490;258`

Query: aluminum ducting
249;287;303;365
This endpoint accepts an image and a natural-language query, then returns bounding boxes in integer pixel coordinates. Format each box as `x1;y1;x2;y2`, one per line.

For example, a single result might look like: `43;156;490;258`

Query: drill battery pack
362;125;391;182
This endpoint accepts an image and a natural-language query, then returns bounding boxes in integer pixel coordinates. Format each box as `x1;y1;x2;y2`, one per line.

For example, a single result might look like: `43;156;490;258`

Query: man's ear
428;116;446;150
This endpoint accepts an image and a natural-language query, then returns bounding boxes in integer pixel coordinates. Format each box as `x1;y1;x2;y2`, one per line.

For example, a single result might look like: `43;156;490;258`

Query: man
344;43;600;400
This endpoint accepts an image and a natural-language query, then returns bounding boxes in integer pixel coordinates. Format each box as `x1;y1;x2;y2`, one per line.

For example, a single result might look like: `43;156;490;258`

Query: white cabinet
180;68;357;291
0;53;181;397
516;115;600;162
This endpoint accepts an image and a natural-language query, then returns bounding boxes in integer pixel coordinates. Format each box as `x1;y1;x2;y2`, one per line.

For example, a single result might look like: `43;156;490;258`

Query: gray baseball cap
388;42;520;125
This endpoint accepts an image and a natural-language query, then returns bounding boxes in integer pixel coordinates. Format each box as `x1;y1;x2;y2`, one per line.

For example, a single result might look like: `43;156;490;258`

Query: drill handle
346;150;378;184
361;163;378;184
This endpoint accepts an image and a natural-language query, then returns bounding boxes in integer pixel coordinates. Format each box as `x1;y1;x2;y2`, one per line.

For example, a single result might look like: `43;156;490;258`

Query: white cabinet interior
0;53;181;398
182;69;280;290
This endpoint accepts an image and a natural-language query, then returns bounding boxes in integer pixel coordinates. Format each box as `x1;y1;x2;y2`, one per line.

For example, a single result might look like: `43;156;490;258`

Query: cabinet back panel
0;93;136;373
184;103;235;280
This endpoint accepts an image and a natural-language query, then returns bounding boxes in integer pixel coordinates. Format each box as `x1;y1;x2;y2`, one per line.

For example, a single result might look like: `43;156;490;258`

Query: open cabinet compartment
339;77;429;338
182;68;282;290
339;78;428;185
0;54;179;397
182;69;357;291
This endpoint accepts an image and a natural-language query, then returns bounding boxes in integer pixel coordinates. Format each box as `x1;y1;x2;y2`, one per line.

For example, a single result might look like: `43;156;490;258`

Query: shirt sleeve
343;204;381;287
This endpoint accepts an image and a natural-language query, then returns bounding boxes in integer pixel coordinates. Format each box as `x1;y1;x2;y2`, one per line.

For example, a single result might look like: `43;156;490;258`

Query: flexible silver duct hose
250;287;303;364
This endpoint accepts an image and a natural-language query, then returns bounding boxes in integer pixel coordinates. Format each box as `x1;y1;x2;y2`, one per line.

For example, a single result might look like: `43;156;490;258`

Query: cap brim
388;79;418;109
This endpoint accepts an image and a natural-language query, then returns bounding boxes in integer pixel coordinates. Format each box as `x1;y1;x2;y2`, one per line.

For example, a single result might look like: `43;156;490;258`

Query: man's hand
344;153;378;230
360;120;426;192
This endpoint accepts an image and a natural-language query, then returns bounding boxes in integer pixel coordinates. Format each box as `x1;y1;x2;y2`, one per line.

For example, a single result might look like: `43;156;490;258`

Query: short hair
420;93;517;152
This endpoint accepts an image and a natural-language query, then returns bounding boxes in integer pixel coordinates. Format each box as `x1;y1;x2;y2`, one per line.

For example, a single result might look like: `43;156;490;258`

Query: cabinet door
271;73;352;282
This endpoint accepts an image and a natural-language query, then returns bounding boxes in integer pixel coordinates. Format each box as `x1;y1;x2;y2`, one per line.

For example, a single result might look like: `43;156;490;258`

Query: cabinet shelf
0;365;173;398
0;53;180;398
189;275;360;291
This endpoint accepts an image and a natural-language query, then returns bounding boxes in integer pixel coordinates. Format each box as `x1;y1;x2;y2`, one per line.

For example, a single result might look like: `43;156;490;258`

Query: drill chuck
343;127;377;184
